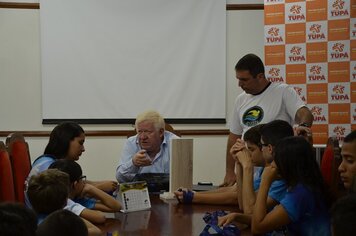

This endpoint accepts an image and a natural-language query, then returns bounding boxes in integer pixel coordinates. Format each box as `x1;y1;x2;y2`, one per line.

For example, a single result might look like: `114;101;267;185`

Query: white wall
0;6;264;184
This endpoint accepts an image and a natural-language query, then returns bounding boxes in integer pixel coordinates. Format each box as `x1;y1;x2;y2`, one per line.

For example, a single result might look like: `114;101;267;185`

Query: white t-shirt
229;82;305;136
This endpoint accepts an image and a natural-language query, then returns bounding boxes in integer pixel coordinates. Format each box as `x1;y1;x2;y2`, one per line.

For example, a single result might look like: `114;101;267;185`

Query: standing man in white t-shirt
222;54;313;187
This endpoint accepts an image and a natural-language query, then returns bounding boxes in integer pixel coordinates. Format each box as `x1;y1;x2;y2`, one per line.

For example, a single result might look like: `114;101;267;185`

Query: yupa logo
331;42;349;59
308;65;326;81
289;46;305;63
293;86;306;101
308;24;326;41
288;5;305;21
331;0;349;17
311;106;327;122
268;68;284;82
266;27;283;44
331;84;349;101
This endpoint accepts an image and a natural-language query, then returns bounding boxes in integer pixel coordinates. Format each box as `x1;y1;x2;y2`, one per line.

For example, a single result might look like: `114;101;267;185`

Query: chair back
0;141;16;202
6;133;31;203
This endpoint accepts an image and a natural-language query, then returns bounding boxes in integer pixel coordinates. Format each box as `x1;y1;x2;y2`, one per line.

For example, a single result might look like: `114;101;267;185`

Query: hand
293;125;313;145
219;172;236;187
132;150;152;167
236;149;252;168
229;139;245;160
94;180;118;192
261;161;279;183
218;212;238;227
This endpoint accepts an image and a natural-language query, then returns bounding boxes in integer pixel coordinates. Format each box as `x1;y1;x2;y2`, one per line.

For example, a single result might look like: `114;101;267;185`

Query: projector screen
40;0;226;124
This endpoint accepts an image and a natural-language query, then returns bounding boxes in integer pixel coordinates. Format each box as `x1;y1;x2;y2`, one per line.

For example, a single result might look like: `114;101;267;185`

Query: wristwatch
299;122;310;128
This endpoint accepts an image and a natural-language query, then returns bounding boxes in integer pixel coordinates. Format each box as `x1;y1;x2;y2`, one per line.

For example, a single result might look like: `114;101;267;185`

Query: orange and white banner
264;0;354;144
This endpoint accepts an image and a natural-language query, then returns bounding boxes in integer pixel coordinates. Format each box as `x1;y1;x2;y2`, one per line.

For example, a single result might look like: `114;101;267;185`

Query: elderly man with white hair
116;110;179;183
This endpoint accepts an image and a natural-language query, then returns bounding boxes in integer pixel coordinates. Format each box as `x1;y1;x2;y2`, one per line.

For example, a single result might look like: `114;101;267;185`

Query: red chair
6;133;31;203
0;141;16;202
320;137;345;202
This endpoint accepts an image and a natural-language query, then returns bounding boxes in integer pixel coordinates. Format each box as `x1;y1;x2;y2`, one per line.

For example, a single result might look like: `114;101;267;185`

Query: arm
295;106;313;128
230;138;244;210
235;162;243;211
87;180;118;192
116;138;141;182
65;199;106;224
174;185;239;205
218;212;252;226
79;208;106;224
194;191;239;205
252;165;290;234
81;218;102;236
221;133;241;187
82;184;121;212
237;149;255;214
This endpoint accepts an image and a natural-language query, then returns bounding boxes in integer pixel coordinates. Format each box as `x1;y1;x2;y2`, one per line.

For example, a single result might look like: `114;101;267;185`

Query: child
27;168;104;232
252;136;331;235
0;202;37;236
37;209;89;236
339;130;356;191
27;169;70;224
218;120;293;227
25;122;117;207
330;194;356;236
49;159;121;212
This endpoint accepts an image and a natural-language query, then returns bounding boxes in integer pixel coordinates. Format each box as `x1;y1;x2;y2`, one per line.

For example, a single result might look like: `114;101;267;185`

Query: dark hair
260;120;294;147
37;209;88;236
27;169;69;214
44;122;84;159
244;124;264;149
49;159;83;184
344;130;356;143
331;194;356;236
0;203;37;236
235;53;265;78
274;136;326;193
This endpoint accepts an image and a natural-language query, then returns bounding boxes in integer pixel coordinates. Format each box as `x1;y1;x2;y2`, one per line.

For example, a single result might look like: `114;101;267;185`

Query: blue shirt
116;131;179;182
280;184;331;236
25;155;86;216
25;155;56;207
253;167;287;203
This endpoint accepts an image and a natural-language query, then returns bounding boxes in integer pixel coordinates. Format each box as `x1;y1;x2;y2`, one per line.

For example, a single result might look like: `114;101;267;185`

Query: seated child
218;120;294;227
252;136;331;236
49;159;121;212
27;169;70;224
27;168;103;232
330;194;356;236
25;122;117;208
0;202;37;236
37;209;93;236
339;130;356;192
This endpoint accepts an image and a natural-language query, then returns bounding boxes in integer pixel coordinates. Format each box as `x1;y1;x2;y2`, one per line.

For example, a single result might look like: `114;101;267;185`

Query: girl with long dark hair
252;136;330;236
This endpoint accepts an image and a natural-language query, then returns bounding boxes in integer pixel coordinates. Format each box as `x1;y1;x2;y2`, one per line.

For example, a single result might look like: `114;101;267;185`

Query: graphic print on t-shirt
242;106;264;127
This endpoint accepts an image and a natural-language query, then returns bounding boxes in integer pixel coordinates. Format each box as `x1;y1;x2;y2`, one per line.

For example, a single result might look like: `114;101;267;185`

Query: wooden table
98;194;251;236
